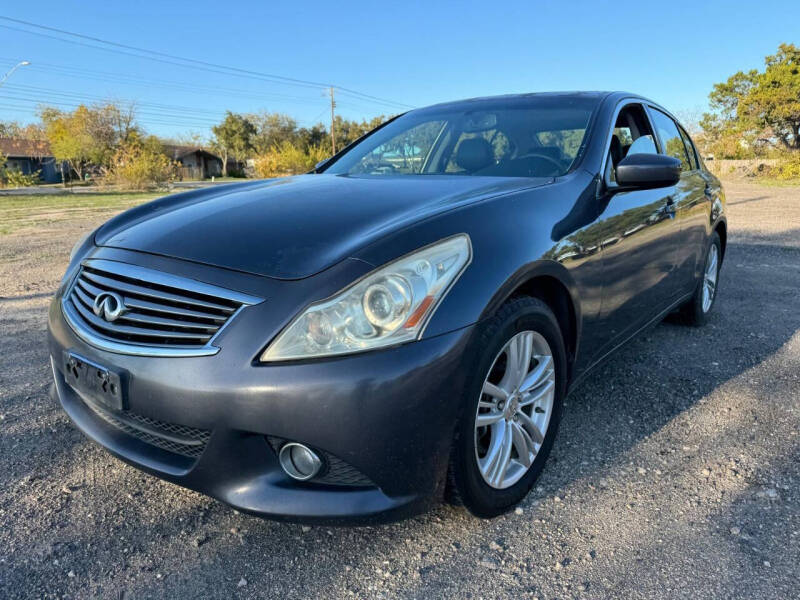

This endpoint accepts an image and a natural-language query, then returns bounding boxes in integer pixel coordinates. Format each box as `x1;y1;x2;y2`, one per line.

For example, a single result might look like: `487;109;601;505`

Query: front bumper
48;291;474;524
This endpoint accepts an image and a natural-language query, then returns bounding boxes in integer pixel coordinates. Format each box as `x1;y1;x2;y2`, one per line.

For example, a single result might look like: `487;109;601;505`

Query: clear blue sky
1;0;798;139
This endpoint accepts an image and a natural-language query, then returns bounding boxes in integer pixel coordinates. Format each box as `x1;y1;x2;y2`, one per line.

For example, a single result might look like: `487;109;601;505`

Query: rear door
647;108;708;295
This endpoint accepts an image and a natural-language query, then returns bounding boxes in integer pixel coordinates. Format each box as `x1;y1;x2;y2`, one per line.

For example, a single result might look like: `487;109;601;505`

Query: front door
594;184;681;347
589;103;684;358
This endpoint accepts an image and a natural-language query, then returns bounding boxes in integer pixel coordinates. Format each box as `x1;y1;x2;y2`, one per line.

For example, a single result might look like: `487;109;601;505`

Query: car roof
417;91;659;112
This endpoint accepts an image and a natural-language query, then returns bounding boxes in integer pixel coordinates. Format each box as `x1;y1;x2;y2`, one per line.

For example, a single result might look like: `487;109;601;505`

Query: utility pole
329;87;336;154
0;60;31;89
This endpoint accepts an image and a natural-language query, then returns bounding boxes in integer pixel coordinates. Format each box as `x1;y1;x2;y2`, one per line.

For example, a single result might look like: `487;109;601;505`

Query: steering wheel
364;161;397;174
515;152;564;172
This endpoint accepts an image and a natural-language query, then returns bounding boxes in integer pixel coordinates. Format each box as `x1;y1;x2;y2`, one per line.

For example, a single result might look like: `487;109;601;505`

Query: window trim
599;100;661;188
646;105;696;174
677;124;701;172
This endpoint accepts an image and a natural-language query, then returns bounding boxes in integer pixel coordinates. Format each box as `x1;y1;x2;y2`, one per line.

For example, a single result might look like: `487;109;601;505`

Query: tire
679;231;722;326
447;297;567;518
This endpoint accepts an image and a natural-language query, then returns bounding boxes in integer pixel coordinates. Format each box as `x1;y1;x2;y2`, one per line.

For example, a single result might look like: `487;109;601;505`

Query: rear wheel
447;297;566;518
679;231;721;326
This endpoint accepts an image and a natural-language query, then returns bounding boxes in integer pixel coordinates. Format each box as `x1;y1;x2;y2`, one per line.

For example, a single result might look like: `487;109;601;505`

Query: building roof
162;144;221;161
0;138;52;158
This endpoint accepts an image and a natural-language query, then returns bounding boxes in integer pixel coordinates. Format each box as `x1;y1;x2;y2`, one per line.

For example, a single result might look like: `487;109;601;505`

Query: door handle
662;196;676;218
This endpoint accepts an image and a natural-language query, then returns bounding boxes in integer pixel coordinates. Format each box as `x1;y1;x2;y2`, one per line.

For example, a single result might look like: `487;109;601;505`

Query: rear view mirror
615;153;681;190
463;112;498;132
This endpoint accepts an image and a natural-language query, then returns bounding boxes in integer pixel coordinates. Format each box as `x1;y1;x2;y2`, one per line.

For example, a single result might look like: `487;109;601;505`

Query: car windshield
324;95;599;178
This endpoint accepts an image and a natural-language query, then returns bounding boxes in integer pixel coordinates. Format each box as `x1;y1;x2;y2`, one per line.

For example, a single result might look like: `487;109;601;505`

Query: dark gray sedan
48;91;726;523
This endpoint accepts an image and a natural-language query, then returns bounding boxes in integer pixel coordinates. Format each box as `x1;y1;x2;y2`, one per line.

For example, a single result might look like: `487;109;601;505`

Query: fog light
278;443;322;481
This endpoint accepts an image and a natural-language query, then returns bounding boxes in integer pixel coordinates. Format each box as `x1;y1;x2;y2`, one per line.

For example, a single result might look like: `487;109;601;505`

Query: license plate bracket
63;351;126;411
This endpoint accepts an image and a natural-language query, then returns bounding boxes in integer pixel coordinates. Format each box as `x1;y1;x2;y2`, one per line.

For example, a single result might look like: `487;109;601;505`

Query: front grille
83;396;211;458
62;259;261;356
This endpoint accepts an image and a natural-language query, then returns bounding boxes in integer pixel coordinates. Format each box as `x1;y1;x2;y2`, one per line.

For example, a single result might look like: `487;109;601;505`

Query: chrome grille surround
62;259;262;357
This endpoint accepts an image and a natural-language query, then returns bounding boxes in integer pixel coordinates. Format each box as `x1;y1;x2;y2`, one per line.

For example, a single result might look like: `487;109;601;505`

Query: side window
605;103;658;183
649;108;690;171
677;126;699;170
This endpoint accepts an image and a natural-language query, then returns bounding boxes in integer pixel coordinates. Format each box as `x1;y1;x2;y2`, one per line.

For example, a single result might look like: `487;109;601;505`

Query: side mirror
614;153;681;190
314;158;330;171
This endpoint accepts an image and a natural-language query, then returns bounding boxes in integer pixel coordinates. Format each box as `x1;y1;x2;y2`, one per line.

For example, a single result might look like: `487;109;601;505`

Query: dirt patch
1;180;798;599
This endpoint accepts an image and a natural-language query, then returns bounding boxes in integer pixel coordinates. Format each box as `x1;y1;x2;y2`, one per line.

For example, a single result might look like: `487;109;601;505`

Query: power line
0;96;224;127
0;102;214;129
0;57;341;107
0;16;415;110
3;83;228;118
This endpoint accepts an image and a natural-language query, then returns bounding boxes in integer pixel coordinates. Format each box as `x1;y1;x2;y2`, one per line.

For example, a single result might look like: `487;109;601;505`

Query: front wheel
447;297;567;518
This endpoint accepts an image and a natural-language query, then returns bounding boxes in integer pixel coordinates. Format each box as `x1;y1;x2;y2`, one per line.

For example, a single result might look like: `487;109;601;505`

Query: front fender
352;171;600;348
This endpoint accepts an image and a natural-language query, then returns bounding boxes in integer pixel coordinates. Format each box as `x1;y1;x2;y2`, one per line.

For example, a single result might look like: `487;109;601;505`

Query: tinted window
649;108;690;171
326;96;599;178
677;126;699;170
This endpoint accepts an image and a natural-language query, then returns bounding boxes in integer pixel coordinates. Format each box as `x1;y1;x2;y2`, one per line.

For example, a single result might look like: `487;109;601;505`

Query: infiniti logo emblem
93;291;126;322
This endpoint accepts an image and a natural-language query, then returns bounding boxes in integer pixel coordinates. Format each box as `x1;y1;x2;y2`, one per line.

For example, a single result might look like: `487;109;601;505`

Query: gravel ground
1;180;798;599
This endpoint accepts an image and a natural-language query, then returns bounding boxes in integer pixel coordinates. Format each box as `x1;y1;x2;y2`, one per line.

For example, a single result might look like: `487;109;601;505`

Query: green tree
701;43;800;157
249;112;300;154
211;112;256;176
296;123;328;151
39;103;139;180
332;115;388;150
0;121;47;141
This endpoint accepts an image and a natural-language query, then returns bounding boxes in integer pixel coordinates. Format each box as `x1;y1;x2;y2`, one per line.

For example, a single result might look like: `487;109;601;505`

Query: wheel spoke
489;424;513;487
705;276;716;294
511;422;535;468
517;410;545;445
516;332;533;388
504;337;521;388
519;378;555;407
482;381;508;401
706;248;718;278
480;421;508;480
519;355;553;393
476;410;504;427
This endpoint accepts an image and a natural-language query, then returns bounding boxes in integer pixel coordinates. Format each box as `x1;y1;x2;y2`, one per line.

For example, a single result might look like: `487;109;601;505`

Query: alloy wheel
474;330;556;489
702;244;719;313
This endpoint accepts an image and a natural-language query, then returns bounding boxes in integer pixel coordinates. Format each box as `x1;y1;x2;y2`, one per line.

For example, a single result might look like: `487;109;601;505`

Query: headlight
261;234;472;361
69;230;94;261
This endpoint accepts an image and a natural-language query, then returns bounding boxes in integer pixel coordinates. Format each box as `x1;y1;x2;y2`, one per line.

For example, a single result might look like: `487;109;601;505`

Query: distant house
0;138;64;183
162;145;225;180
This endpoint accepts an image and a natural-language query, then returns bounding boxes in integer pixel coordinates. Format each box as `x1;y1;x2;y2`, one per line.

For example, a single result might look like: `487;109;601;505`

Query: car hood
96;174;548;279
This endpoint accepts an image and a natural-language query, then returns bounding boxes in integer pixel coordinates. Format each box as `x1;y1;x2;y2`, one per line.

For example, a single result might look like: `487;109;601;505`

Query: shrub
109;141;178;189
3;169;41;187
253;142;328;178
772;153;800;180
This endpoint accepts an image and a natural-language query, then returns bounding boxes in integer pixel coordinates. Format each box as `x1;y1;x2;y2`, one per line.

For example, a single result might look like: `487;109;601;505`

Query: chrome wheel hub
702;244;719;313
474;330;556;490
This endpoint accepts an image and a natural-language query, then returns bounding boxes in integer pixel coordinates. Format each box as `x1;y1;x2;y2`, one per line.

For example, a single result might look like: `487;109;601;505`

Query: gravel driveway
1;180;798;599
